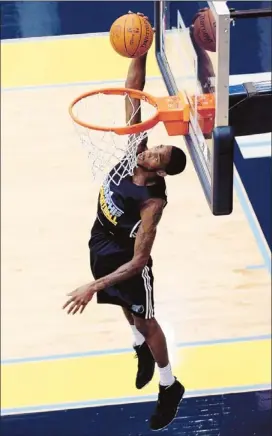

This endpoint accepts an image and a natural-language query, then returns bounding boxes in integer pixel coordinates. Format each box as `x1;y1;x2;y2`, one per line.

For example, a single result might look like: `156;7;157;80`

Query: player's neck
132;167;157;186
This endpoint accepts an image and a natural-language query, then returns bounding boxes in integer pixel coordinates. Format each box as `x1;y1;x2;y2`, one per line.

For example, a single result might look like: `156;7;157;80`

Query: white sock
131;325;145;346
158;363;175;387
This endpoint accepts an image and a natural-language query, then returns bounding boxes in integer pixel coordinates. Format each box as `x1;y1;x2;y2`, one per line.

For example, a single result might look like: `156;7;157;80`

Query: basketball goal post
69;83;234;216
69;1;235;217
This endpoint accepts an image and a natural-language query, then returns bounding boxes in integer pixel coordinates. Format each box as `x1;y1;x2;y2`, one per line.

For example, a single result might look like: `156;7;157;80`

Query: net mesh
71;92;157;185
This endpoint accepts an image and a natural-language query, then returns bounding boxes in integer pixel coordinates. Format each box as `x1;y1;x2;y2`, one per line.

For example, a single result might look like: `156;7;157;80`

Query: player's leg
129;266;172;376
128;266;184;430
122;307;155;389
133;316;170;371
122;306;134;324
122;307;144;345
134;315;185;431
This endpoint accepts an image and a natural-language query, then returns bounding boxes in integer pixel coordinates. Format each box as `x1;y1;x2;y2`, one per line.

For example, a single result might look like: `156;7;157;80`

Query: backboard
155;1;234;215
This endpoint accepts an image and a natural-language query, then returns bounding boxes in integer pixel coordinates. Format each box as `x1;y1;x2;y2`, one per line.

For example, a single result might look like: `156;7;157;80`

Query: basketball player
63;12;186;431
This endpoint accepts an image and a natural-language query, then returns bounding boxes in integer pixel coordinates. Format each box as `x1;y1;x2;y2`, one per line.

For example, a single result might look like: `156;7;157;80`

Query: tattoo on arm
152;206;164;226
134;199;165;255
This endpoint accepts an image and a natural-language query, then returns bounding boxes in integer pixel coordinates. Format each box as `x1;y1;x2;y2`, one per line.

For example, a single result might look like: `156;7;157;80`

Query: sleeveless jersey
91;172;167;251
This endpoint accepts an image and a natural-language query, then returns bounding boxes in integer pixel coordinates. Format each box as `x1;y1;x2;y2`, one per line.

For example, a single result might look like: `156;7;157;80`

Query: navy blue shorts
89;231;155;319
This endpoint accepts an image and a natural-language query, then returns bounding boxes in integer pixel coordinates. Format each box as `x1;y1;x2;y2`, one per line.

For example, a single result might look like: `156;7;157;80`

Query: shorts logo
131;304;145;314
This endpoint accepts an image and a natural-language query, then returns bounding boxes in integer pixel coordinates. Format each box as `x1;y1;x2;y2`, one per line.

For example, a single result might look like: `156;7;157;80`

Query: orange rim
68;87;161;135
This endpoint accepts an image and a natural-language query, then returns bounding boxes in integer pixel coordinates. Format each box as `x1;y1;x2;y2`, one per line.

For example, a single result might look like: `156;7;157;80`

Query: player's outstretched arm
125;11;149;126
63;198;165;314
125;12;154;154
98;198;165;285
125;52;147;126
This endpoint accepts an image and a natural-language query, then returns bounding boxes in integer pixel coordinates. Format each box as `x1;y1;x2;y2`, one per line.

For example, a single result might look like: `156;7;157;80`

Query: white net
71;91;157;186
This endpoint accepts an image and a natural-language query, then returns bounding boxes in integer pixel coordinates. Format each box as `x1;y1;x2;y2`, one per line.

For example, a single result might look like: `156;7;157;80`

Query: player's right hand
128;10;156;33
63;283;96;315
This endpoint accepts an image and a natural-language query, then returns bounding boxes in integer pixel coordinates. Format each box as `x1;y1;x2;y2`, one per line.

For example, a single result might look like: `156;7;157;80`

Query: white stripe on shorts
142;266;154;319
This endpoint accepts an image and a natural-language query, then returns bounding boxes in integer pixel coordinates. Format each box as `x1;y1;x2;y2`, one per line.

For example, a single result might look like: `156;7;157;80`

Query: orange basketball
193;9;216;52
110;13;154;58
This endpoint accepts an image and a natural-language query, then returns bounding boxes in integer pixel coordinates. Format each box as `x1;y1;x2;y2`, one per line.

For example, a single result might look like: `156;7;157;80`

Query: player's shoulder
147;177;167;202
156;175;167;191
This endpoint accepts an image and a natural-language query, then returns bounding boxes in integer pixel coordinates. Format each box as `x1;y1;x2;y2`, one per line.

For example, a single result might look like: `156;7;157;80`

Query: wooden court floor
1;34;271;415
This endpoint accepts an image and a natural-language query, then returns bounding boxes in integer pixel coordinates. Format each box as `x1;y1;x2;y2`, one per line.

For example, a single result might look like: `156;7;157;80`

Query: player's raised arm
125;12;153;154
125;53;149;154
125;53;147;126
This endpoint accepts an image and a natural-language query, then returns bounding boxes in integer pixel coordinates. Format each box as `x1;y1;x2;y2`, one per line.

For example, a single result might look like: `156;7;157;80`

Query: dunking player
63;13;187;431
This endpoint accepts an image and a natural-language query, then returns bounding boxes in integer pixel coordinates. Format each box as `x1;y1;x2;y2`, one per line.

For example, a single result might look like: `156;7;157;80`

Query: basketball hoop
69;87;190;185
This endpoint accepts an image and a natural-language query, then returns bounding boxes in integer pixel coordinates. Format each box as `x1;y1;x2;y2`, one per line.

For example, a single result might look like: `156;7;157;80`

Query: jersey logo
99;181;124;226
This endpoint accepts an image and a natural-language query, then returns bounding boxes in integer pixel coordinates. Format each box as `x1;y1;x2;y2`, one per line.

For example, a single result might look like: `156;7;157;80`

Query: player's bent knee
133;316;157;338
122;307;134;324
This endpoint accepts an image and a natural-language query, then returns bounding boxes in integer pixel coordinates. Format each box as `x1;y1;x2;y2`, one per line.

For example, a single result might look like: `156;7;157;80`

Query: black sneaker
134;342;155;389
150;378;185;431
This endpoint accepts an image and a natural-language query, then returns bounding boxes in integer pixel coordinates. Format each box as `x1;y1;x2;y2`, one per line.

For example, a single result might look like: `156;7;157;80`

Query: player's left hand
63;283;96;315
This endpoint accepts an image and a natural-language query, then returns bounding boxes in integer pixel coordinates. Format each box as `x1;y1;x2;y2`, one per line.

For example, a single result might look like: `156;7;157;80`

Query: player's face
137;145;172;172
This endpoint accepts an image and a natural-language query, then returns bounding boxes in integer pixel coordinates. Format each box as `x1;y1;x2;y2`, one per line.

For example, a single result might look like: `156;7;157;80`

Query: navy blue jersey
91;172;167;251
